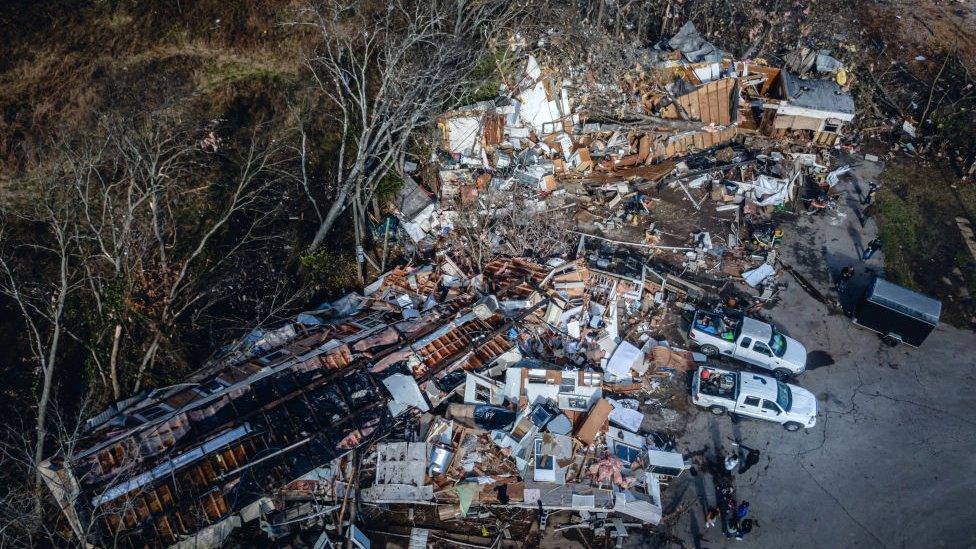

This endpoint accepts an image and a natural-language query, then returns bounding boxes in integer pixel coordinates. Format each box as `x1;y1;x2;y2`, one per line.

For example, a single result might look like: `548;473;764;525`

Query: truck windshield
776;381;792;411
769;331;787;357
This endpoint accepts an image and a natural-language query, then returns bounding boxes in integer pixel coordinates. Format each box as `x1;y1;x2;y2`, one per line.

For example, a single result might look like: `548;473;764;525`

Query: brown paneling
661;78;736;125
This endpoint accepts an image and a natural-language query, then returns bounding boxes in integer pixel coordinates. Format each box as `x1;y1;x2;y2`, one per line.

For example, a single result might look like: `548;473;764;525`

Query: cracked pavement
649;160;976;548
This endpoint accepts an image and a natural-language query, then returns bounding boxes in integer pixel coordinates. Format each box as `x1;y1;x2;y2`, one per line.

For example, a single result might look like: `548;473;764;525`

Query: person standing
724;453;740;474
862;183;878;205
726;516;740;539
735;518;755;540
738;444;761;474
837;266;855;295
862;238;882;260
736;501;750;520
705;507;720;528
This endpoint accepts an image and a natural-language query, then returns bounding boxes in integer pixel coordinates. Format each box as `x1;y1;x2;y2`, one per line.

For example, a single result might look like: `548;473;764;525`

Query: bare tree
0;187;83;493
0;114;303;411
66;116;299;394
447;179;573;271
295;0;514;271
0;397;138;548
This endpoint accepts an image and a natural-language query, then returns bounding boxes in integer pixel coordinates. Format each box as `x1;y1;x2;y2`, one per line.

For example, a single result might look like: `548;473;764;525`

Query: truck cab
691;366;817;431
689;310;807;380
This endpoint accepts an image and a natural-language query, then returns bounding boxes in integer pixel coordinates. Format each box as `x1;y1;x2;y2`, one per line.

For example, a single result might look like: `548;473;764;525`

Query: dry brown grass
0;0;310;169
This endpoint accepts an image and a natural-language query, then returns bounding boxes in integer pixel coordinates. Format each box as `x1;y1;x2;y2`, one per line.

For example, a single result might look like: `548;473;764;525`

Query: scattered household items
852;277;942;347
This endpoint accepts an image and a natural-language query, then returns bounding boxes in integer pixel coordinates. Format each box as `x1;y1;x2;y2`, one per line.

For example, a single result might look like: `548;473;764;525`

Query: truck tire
772;368;793;381
783;422;803;432
700;344;719;356
709;405;726;416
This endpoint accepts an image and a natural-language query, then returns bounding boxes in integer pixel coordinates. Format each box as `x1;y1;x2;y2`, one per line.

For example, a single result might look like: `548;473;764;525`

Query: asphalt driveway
657;160;976;548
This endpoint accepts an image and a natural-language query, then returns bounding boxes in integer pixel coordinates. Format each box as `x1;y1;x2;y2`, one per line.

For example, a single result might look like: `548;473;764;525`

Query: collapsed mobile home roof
781;71;855;115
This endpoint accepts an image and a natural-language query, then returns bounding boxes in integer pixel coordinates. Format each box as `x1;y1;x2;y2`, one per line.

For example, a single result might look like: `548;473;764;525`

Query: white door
737;395;764;419
733;336;754;360
761;399;784;421
753;340;785;368
741;339;775;369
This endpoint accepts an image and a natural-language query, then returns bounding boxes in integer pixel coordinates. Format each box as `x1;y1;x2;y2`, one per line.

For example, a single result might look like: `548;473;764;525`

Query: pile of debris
40;22;859;549
41;255;703;547
393;22;855;302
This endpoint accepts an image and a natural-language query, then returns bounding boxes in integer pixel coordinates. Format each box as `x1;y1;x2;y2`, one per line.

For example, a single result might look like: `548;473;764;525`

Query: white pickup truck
688;310;807;380
691;366;817;431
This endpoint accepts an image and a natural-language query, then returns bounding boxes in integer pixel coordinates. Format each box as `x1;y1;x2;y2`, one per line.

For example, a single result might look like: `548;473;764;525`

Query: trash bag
435;370;467;393
472;405;516;431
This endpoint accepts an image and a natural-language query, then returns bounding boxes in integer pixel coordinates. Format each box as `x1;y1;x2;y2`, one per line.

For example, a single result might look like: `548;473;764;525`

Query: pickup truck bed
689;309;808;379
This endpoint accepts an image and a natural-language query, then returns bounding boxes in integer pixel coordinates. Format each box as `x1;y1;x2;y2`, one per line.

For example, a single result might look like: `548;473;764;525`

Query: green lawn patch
877;160;976;326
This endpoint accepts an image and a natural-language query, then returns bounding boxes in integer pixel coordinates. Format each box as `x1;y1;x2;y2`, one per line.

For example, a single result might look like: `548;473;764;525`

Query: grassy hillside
0;0;307;170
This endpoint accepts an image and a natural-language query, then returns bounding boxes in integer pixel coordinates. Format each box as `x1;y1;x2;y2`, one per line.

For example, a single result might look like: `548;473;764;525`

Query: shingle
781;71;855;114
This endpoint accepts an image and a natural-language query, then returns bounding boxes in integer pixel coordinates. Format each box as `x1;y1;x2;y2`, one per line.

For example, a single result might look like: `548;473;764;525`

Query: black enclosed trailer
853;277;941;347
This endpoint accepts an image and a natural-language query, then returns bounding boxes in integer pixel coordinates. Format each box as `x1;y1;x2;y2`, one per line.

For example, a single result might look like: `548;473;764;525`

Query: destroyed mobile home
41;24;859;548
40;259;688;547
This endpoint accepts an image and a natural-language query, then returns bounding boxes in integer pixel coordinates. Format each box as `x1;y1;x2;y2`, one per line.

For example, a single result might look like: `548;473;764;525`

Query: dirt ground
879;0;976;72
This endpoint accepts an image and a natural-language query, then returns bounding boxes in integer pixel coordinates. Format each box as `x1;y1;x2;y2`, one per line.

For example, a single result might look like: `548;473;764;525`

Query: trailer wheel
881;335;899;347
773;368;793;381
709;405;726;416
783;422;803;432
700;344;719;356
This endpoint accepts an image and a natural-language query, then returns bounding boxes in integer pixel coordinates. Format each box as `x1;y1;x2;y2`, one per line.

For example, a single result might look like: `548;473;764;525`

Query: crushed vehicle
691;365;818;431
853;277;942;348
688;310;807;379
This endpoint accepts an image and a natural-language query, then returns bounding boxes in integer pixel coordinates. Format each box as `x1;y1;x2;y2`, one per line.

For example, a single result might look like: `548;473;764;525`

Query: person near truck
733;441;762;474
735;518;755;540
862;238;882;261
724;453;740;473
837;266;855;294
705;507;720;528
736;501;750;520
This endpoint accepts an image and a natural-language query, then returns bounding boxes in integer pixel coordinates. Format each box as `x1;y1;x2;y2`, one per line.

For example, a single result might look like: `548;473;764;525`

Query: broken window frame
533;438;555;472
613;441;643;465
257;348;291;366
581;370;601;386
527;368;549;383
194;379;228;397
559;371;577;393
136;403;174;422
822;118;842;134
473;383;492;404
564;396;590;411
